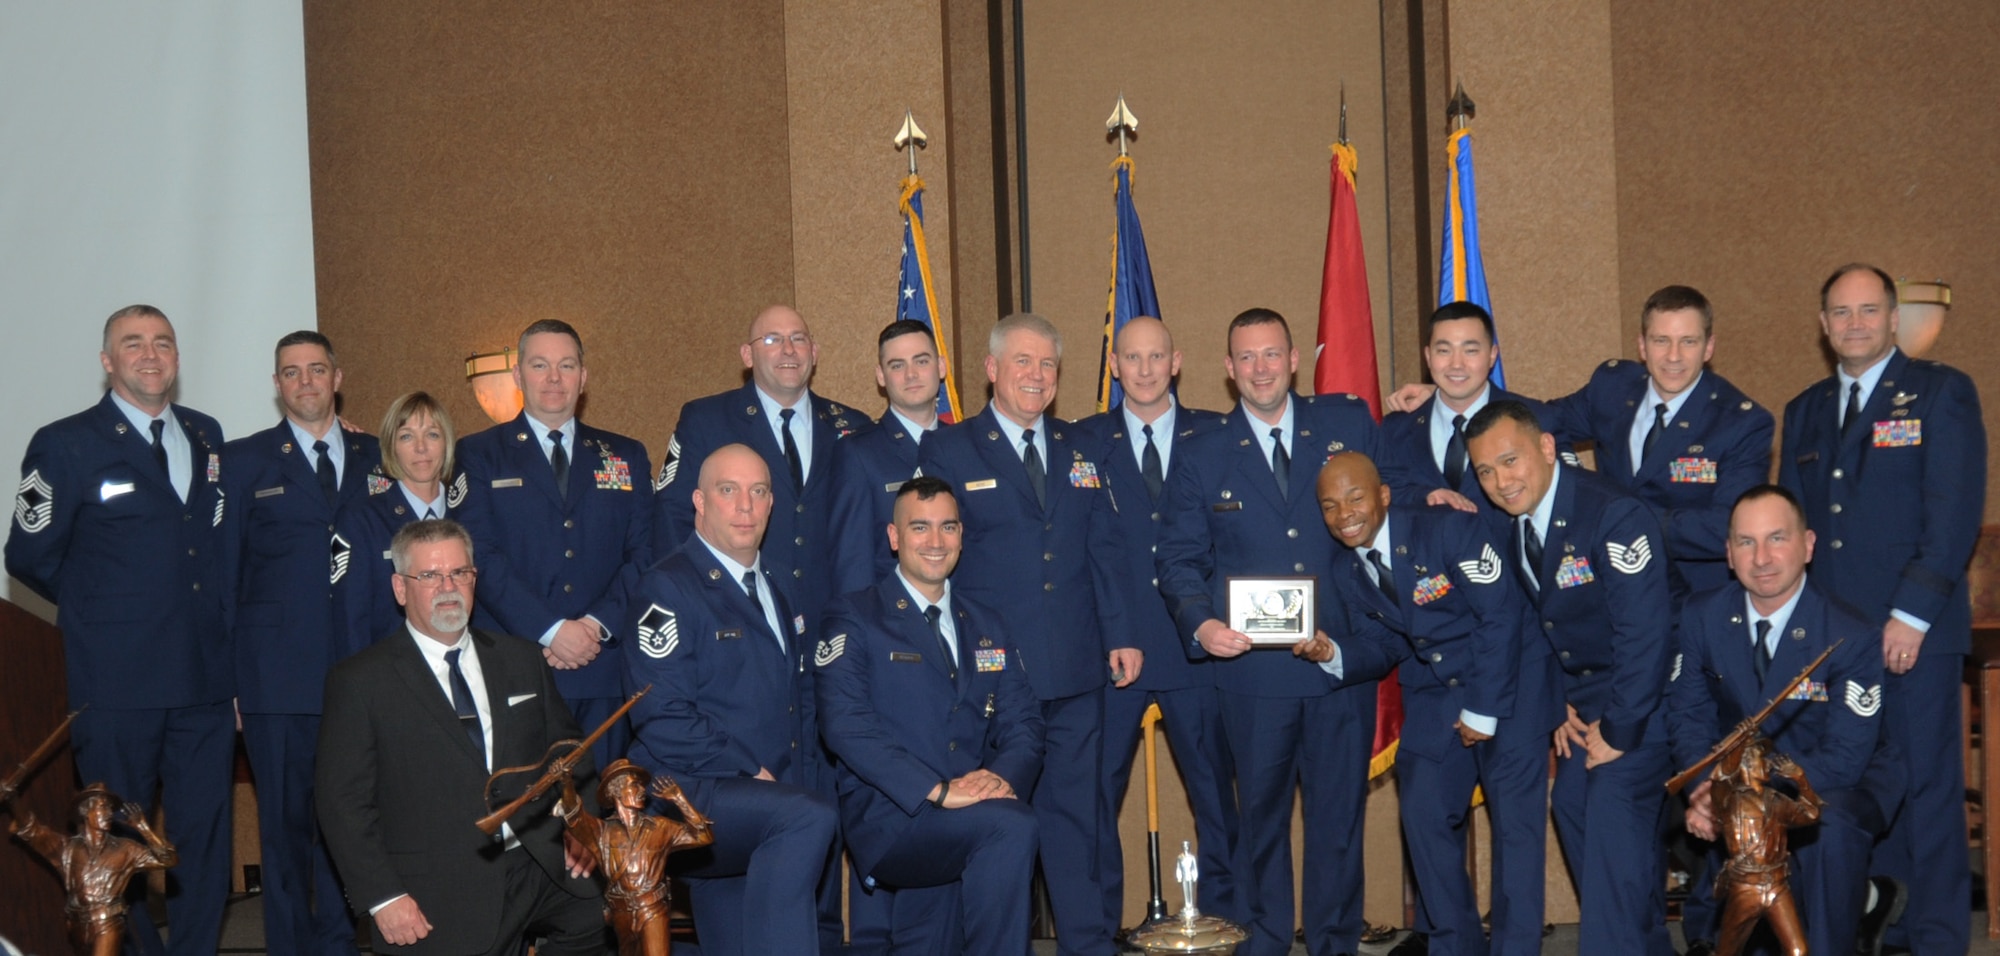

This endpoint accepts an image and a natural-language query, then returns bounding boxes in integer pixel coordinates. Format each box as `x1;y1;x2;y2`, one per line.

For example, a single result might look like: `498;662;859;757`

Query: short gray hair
389;518;474;574
988;312;1061;361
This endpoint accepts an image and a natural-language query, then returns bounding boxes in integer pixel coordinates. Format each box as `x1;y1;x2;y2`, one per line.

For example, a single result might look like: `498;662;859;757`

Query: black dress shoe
1682;939;1715;956
1384;931;1428;955
1854;875;1906;956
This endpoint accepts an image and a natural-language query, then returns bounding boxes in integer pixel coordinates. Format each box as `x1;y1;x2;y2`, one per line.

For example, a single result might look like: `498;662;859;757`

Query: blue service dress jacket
6;393;232;709
814;577;1044;875
1545;360;1774;600
1515;466;1674;753
1779;350;1985;655
916;405;1131;702
220;422;383;714
334;477;462;660
453;413;654;700
826;415;924;596
653;383;865;629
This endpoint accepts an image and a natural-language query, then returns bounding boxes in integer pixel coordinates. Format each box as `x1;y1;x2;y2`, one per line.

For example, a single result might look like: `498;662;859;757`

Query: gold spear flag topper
894;109;928;175
1106;94;1138;156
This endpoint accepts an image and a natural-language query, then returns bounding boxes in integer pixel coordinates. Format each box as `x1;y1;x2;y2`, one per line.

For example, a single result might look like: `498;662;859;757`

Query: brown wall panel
306;2;796;457
1611;0;2000;517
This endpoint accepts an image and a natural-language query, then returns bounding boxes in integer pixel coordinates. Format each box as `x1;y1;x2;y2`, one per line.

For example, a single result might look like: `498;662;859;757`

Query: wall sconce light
1895;278;1951;358
465;348;522;424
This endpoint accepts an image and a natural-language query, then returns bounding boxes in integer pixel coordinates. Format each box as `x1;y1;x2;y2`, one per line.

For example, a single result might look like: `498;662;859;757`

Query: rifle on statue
1664;643;1838;795
0;706;83;806
475;686;650;835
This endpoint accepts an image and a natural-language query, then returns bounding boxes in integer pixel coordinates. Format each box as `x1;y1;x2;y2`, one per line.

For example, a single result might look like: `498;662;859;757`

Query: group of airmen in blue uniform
3;258;1983;956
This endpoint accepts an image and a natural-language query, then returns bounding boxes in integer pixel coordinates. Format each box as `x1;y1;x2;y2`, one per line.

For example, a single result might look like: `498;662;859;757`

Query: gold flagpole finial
1106;94;1139;157
894;110;929;176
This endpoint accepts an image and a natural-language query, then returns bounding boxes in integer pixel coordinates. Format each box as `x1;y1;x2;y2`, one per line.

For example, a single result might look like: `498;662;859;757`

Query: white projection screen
0;3;319;616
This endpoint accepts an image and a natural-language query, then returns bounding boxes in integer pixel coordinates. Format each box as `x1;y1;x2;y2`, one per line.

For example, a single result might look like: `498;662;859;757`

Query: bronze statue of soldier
7;783;177;956
1704;735;1823;956
557;759;714;956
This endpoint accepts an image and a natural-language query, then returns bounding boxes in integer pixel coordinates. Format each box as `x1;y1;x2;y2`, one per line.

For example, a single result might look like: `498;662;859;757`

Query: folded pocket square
507;693;537;706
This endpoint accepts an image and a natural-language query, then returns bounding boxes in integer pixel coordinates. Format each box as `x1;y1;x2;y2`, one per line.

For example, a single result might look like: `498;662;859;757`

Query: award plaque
1226;576;1315;646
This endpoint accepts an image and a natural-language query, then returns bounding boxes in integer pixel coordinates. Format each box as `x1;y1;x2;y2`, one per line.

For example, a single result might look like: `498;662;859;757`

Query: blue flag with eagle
898;174;962;423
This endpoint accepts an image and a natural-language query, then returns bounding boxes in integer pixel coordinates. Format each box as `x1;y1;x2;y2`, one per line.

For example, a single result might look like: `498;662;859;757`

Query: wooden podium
0;597;78;956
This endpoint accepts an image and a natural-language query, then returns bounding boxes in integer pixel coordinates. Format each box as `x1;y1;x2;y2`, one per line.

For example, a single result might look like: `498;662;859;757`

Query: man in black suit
316;519;607;955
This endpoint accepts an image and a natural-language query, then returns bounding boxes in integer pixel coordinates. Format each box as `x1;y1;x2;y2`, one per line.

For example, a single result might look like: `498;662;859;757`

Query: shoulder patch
446;472;469;510
814;632;847;667
1457;542;1503;585
656;434;681;492
637;604;680;659
1606;536;1653;575
329;533;352;584
14;468;52;533
1844;680;1881;717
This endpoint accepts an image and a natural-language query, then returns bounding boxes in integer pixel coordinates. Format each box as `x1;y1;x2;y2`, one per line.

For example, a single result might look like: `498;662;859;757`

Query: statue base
1129;913;1250;954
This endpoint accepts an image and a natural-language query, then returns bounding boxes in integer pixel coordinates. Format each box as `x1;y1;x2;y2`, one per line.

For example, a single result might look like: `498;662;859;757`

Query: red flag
1312;142;1402;778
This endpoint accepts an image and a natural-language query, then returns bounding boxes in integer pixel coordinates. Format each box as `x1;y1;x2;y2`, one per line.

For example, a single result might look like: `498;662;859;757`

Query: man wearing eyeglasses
218;329;382;955
453;319;655;772
316;518;608;956
654;305;863;636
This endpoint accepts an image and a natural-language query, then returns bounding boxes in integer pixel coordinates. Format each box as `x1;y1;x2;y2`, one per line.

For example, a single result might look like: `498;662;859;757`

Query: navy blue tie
315;440;337;500
445;648;485;768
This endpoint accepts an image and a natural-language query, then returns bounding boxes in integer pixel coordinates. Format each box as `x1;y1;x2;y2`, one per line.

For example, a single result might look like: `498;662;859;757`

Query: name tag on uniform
491;477;524;488
975;648;1007;672
1669;458;1717;483
1787;679;1829;702
1872;420;1921;447
715;628;743;641
883;482;904;493
964;479;998;491
99;480;135;501
1212;501;1243;512
1412;574;1451;605
1069;461;1100;488
890;651;923;663
254;485;285;498
1555;555;1595;589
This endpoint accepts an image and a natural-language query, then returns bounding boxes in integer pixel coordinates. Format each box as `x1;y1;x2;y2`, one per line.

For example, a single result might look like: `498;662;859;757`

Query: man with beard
220;330;382;954
316;519;606;955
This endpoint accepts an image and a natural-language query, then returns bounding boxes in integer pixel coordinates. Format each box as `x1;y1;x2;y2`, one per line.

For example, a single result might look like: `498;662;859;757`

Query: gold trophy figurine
1131;840;1249;954
8;784;177;956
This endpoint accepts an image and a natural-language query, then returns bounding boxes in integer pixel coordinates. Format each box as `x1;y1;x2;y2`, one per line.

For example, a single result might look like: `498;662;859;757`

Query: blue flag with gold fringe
897;174;962;423
1437;127;1504;389
1096;155;1160;413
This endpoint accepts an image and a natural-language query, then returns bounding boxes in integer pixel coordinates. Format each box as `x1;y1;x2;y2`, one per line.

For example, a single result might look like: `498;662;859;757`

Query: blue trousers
241;713;354;955
672;776;839;956
71;701;234;956
1034;687;1111;956
1395;719;1550;956
1549;724;1674;956
1219;685;1374;956
1099;683;1239;928
1875;650;1969;953
863;798;1039;956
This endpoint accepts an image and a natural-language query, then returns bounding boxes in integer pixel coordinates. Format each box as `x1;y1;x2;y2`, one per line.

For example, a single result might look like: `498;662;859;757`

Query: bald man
1077;316;1241;935
654;306;864;636
626;444;838;956
1311;452;1559;956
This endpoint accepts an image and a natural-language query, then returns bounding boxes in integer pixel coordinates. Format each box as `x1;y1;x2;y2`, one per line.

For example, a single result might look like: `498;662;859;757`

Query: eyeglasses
752;332;812;349
398;567;479;587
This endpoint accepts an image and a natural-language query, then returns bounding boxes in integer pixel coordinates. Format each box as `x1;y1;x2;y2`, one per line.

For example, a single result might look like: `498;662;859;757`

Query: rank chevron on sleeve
638;604;679;659
1606;536;1652;575
1457;543;1503;585
1844;680;1882;718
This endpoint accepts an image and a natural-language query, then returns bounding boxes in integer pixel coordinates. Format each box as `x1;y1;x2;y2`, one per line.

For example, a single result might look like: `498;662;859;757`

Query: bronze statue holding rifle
556;759;713;956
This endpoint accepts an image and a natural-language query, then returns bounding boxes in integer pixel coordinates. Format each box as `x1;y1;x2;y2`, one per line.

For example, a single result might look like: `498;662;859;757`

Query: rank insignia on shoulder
330;533;353;585
656;434;681;491
447;472;469;509
1457;543;1503;584
814;633;846;667
1555;555;1595;589
14;469;52;533
1606;536;1653;574
637;604;679;659
1669;458;1717;483
1844;681;1881;716
1872;420;1921;447
1069;461;1100;488
1412;573;1451;606
975;648;1007;672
